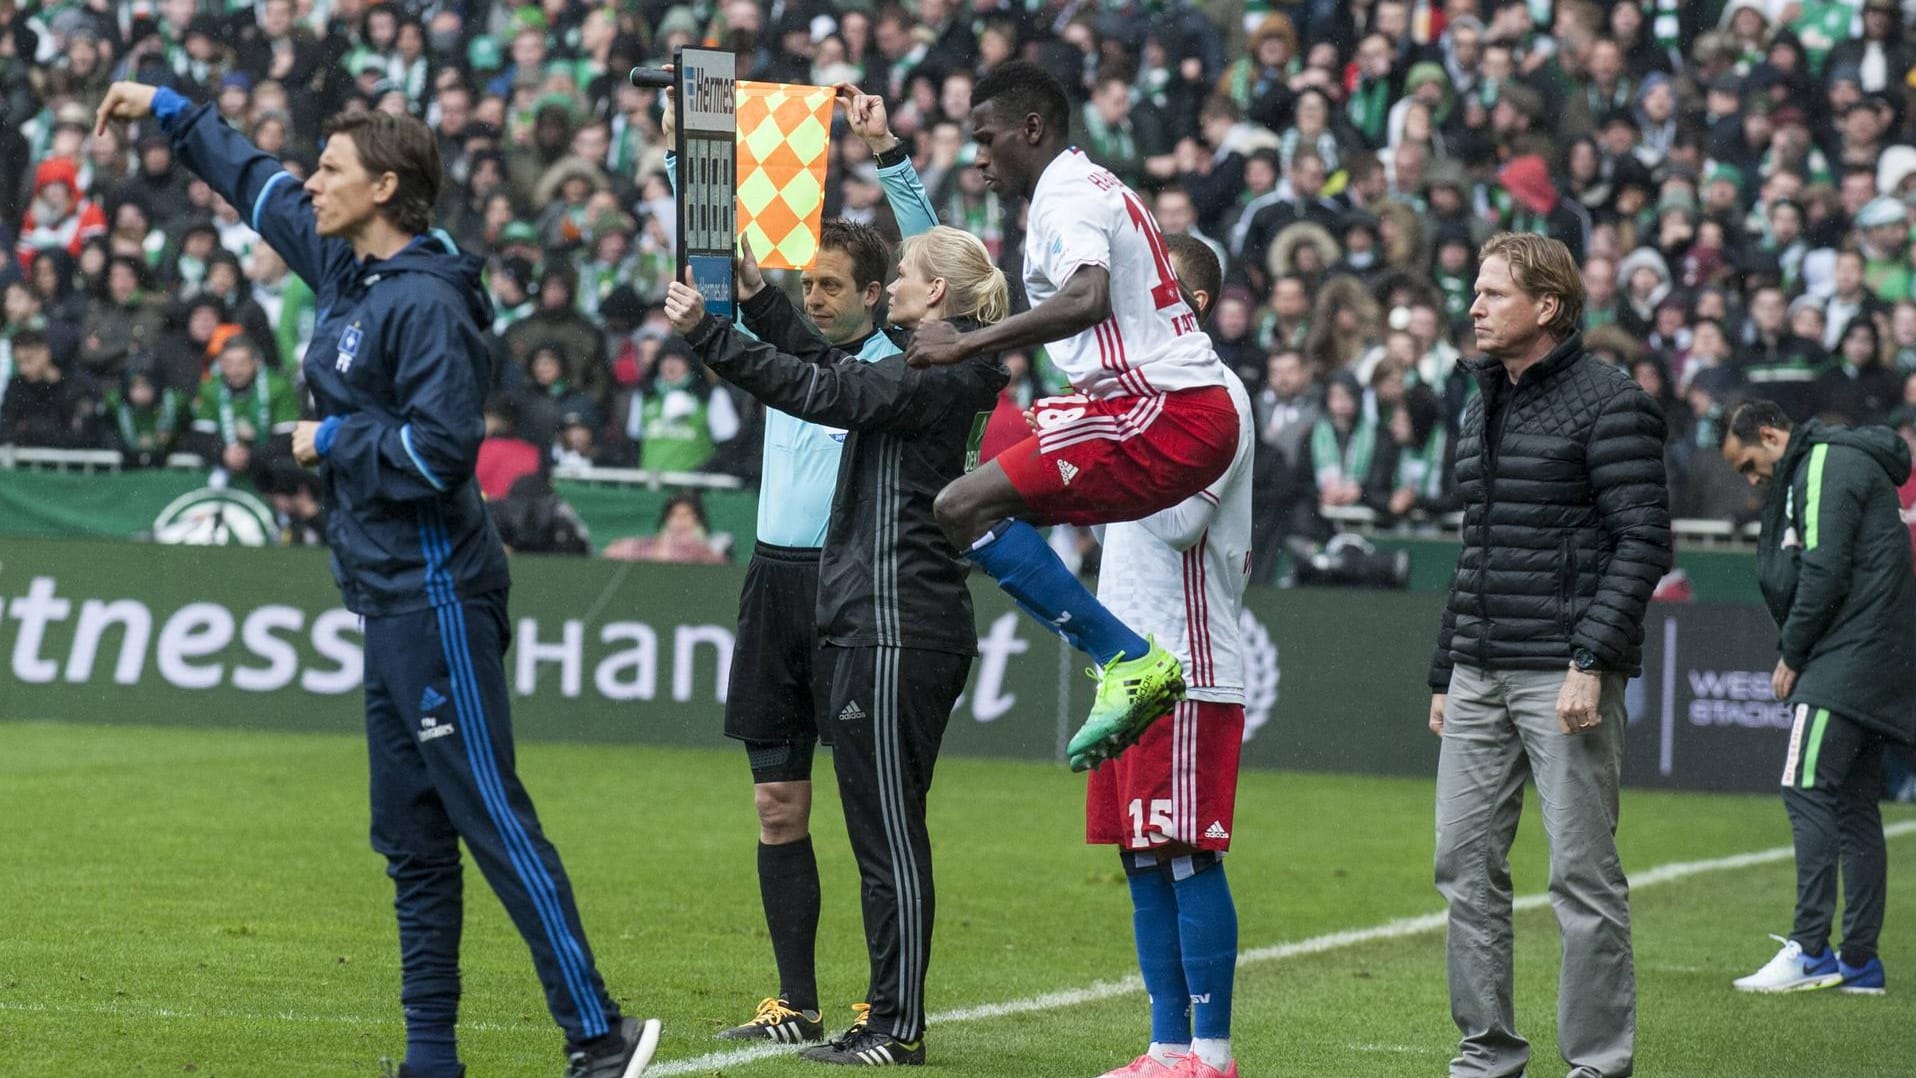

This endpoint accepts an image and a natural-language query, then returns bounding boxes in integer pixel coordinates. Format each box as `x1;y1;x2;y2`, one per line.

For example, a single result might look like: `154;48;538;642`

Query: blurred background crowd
3;0;1916;580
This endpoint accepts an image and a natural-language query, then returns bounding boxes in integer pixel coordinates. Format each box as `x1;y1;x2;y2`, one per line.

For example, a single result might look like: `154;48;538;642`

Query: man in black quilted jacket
1426;233;1672;1078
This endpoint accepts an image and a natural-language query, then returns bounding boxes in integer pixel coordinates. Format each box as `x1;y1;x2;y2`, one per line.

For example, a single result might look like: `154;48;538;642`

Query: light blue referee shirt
668;151;941;548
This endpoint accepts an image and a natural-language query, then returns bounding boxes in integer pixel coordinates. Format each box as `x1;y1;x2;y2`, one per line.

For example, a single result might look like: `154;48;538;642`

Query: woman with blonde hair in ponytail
887;225;1011;329
662;229;1006;1067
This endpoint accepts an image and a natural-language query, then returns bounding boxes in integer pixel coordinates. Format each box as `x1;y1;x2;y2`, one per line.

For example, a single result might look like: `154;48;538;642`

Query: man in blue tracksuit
94;81;660;1078
663;88;946;1043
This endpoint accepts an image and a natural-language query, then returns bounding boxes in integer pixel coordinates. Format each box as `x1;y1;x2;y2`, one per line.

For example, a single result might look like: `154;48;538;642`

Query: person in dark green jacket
1720;399;1916;996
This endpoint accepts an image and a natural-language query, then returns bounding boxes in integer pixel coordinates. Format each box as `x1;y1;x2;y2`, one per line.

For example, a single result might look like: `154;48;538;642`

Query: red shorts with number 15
992;385;1238;527
1086;700;1244;852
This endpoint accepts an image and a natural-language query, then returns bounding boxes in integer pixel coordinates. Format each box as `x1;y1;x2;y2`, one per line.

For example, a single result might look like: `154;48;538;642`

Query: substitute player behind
663;86;943;1045
1719;400;1916;994
95;81;660;1078
665;228;1010;1066
904;62;1242;772
1087;236;1251;1078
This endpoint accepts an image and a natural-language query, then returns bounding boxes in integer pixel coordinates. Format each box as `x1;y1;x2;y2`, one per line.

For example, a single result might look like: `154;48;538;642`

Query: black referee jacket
683;286;1008;657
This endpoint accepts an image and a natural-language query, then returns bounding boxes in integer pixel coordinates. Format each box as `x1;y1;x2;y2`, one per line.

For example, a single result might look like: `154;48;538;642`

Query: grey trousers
1435;664;1635;1078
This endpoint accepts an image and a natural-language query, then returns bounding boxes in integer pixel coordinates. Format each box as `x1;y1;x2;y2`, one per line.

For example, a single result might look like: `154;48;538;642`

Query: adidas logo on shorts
838;700;867;723
1205;821;1230;841
1056;459;1080;485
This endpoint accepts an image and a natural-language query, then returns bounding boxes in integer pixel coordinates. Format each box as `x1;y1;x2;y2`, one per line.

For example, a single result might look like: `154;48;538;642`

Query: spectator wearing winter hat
1855;197;1912;301
532;153;610;251
487;254;538;337
1633;73;1679;168
574;209;643;321
15;158;108;270
1498;154;1590;262
505;265;607;400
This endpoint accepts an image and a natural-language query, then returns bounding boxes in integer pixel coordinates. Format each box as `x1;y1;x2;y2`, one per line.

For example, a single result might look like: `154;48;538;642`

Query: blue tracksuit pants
364;588;618;1044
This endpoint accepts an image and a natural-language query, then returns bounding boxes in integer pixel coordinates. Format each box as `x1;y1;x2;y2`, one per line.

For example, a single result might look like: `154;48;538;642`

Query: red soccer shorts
994;386;1239;527
1086;700;1245;852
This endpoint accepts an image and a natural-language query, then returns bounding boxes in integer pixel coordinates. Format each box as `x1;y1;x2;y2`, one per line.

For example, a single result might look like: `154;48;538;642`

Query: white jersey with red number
1024;149;1228;400
1095;373;1255;702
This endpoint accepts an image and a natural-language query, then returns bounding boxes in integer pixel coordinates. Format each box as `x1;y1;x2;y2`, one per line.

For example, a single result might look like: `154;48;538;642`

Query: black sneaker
565;1016;663;1078
717;997;826;1043
797;1028;925;1066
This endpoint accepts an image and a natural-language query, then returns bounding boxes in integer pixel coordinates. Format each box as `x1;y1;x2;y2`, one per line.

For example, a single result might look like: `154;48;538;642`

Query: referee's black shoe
797;1028;925;1066
565;1016;664;1078
718;997;826;1042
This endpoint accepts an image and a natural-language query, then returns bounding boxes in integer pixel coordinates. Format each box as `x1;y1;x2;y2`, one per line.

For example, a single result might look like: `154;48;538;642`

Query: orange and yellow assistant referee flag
735;80;834;270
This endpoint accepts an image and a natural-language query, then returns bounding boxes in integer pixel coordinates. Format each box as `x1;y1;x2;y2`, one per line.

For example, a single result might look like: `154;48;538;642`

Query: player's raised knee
933;479;978;546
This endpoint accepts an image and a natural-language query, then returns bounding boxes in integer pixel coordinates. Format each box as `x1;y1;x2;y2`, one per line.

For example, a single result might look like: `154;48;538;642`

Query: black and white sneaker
717;997;825;1042
565;1016;664;1078
797;1028;925;1066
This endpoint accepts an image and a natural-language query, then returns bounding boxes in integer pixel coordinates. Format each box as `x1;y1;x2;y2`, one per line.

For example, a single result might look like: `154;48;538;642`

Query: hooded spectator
1498;154;1590;262
16;158;108;270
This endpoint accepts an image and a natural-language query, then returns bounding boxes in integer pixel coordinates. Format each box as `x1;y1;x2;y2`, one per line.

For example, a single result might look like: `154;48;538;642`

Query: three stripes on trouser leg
416;508;609;1040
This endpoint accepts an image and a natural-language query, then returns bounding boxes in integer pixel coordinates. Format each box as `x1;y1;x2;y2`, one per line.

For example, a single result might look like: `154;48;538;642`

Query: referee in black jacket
665;236;1008;1067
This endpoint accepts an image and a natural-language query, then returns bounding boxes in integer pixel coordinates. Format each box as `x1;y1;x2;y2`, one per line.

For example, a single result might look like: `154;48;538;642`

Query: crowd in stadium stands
3;0;1916;576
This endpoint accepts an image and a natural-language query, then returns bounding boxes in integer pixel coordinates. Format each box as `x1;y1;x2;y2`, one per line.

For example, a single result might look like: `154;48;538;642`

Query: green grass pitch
0;720;1912;1076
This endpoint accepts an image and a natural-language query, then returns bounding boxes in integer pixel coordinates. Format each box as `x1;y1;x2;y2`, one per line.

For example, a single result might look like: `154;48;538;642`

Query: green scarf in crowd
1312;415;1378;486
215;376;274;446
112;386;184;451
1397;424;1448;500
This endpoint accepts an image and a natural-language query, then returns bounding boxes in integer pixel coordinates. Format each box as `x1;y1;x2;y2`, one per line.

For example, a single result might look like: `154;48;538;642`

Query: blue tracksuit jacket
155;89;509;615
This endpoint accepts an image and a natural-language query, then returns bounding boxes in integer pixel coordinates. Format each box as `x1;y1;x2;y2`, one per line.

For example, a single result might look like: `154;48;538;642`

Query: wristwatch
1571;648;1600;672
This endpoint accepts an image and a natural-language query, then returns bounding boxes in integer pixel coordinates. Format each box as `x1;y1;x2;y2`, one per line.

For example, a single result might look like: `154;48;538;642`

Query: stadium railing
550;464;745;491
1318;504;1759;549
0;446;207;472
0;447;747;492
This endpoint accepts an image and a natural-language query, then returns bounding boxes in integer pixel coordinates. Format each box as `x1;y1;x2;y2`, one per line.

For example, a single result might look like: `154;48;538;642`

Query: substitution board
675;48;738;318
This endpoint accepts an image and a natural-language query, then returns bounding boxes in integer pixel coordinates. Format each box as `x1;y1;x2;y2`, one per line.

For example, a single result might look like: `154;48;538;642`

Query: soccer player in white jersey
1082;236;1251;1078
905;61;1242;771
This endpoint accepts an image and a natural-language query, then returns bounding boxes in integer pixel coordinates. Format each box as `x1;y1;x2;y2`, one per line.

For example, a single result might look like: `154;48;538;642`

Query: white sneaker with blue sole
1733;935;1844;993
1839;954;1887;995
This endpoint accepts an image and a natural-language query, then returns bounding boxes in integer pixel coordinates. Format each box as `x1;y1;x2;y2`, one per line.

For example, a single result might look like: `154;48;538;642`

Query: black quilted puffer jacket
1428;334;1673;690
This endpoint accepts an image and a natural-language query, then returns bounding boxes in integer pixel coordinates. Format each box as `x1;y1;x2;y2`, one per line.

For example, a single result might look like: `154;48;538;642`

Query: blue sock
1126;855;1191;1046
1171;859;1237;1041
403;1001;461;1078
967;520;1149;665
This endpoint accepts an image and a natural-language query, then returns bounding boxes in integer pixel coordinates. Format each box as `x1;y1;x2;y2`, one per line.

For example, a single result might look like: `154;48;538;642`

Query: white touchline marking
645;820;1916;1076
